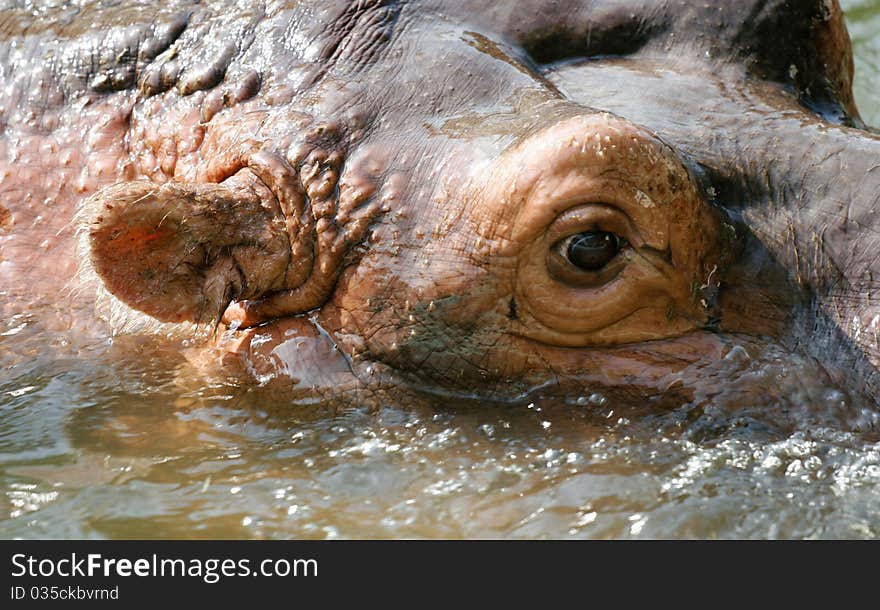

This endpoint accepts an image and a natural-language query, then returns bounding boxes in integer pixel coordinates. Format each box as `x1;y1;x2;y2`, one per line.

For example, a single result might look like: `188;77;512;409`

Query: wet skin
1;0;879;410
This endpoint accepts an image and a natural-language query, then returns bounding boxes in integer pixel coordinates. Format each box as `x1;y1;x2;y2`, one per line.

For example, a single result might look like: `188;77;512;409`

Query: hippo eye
564;231;624;271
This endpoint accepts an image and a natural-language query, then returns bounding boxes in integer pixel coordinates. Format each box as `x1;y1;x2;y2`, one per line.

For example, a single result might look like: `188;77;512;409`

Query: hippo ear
84;180;289;325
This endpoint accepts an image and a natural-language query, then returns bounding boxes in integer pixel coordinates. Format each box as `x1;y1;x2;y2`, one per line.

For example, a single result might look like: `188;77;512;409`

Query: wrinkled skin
1;0;879;417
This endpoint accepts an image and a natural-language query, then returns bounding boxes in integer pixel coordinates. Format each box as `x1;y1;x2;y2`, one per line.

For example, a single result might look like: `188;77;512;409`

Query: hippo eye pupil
566;231;621;271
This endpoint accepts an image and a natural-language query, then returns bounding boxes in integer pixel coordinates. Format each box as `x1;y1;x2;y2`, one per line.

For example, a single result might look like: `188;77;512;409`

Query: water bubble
629;514;647;536
6;386;35;397
723;344;751;367
785;460;804;478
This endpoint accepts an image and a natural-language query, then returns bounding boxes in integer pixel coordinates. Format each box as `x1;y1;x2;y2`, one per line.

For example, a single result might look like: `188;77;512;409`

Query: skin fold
1;0;879;412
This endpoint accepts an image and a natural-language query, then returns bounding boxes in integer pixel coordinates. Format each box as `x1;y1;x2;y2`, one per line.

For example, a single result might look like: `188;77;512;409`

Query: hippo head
81;0;880;419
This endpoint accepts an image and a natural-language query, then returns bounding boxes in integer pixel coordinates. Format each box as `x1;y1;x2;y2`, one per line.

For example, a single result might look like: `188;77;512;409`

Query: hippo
0;0;878;418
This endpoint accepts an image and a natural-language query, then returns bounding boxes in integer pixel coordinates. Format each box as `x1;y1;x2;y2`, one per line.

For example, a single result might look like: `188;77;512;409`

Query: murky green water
847;0;880;125
3;4;880;540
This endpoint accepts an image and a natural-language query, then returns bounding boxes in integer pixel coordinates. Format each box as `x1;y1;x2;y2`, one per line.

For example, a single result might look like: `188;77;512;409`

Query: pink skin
0;0;871;413
1;99;133;303
181;112;757;404
0;91;752;400
307;114;728;391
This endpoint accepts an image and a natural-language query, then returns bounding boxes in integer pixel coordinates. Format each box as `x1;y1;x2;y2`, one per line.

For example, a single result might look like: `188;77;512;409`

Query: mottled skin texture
1;0;878;407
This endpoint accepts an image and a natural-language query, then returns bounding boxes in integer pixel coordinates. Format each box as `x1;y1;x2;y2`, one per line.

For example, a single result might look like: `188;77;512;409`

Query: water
3;4;880;540
847;0;880;126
